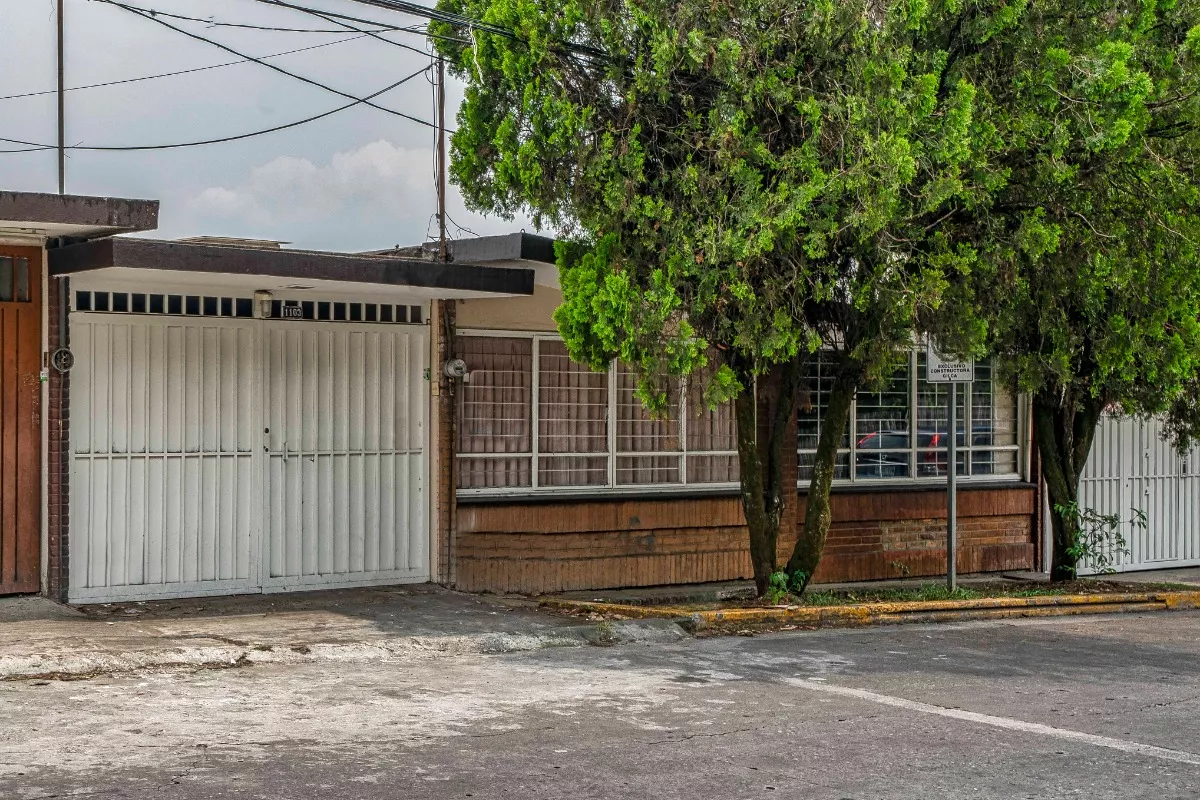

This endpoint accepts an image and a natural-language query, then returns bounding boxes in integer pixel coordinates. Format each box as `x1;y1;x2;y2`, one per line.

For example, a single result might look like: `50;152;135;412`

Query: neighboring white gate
264;324;428;591
69;310;429;602
1078;415;1200;574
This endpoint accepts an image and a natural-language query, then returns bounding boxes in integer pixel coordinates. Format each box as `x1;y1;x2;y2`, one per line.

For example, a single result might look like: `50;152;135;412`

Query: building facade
405;234;1045;594
1;195;1063;603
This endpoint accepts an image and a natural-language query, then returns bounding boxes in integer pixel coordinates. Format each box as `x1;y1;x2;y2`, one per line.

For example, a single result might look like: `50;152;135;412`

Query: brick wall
445;356;1036;594
46;276;69;602
452;486;1037;594
788;488;1036;583
434;300;458;585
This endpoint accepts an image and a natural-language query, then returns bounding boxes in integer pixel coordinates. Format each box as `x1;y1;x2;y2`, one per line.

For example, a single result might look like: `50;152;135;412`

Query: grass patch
793;579;1193;607
800;583;1068;606
548;579;1199;618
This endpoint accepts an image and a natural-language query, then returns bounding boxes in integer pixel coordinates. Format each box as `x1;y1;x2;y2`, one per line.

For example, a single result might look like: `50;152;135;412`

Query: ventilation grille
74;291;425;325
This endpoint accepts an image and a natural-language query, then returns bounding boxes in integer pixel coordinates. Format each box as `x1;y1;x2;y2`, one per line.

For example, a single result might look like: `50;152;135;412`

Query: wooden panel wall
454;486;1037;594
0;245;43;595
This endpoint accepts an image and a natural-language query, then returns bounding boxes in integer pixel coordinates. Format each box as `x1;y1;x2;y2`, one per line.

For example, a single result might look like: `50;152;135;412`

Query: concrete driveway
3;609;1200;799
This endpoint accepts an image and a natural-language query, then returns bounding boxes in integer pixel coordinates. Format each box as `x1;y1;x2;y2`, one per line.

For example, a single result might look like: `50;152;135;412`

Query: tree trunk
733;358;801;597
1033;390;1104;581
786;373;855;591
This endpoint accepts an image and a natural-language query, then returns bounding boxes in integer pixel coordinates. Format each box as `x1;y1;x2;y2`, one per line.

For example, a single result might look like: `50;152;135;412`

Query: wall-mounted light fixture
253;290;273;319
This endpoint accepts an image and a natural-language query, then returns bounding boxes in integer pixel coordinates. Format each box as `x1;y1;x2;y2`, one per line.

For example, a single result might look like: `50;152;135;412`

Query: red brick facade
46;276;70;602
434;300;459;585
451;486;1037;594
443;357;1036;595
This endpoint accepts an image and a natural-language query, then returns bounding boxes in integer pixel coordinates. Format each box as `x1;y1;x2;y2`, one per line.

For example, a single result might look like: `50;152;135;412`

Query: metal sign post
947;382;957;591
926;343;973;592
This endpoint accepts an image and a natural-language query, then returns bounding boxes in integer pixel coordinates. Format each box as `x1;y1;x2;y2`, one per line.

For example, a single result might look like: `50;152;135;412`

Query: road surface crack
1140;692;1200;710
645;725;764;745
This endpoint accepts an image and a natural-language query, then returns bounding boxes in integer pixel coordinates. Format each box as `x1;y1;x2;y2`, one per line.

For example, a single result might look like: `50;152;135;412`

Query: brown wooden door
0;245;41;594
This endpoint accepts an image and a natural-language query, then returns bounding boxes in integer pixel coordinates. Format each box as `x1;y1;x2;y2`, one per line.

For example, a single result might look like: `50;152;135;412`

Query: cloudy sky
1;0;535;251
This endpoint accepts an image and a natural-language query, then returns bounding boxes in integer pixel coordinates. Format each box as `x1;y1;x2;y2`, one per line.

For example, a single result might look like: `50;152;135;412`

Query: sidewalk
0;585;685;681
1103;567;1200;587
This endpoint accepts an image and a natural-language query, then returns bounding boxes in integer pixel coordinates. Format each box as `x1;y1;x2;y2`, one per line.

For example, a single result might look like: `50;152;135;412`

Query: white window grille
457;335;1025;495
455;333;739;494
798;350;1024;485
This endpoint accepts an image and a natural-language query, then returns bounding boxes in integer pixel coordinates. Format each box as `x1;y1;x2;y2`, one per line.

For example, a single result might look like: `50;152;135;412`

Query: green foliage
926;0;1200;577
801;583;1089;606
435;0;1200;590
934;0;1200;416
803;584;986;605
764;569;808;604
434;0;993;396
1165;378;1200;453
764;571;791;605
1056;502;1143;576
434;0;1008;595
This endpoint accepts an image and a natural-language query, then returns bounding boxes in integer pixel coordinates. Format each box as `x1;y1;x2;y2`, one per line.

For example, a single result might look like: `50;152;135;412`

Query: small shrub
765;571;791;605
1057;502;1143;574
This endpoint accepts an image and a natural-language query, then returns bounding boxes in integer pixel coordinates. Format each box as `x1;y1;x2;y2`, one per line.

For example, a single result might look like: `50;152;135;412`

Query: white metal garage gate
68;297;430;602
1078;415;1200;574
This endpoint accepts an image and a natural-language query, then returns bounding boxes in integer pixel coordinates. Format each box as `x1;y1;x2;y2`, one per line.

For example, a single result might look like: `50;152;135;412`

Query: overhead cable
0;65;431;152
340;0;613;63
87;6;397;34
0;36;366;101
248;0;470;48
94;0;440;129
245;0;441;59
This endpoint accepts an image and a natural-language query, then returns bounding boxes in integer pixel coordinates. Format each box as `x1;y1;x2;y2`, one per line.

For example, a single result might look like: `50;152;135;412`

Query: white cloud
184;139;538;250
190;140;432;226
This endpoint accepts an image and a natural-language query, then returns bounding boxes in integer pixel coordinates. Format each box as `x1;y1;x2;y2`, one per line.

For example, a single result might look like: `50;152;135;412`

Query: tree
432;0;989;595
933;0;1200;579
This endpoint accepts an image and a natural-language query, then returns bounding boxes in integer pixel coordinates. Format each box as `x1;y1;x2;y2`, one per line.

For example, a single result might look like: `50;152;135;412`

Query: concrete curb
0;620;690;682
541;590;1200;631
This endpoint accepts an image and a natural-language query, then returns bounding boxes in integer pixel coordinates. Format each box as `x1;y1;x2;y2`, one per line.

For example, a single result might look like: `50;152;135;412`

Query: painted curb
541;590;1200;631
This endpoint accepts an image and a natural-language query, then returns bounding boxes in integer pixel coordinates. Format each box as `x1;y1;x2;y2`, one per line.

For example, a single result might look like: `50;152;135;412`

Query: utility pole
57;0;66;194
436;55;447;263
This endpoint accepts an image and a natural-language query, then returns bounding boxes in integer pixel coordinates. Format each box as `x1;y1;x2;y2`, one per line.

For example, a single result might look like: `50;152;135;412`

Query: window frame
455;330;741;496
797;348;1029;488
455;332;1031;497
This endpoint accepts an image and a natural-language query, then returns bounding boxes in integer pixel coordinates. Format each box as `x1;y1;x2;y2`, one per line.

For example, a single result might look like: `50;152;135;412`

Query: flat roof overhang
0;191;159;240
49;237;536;300
372;232;561;289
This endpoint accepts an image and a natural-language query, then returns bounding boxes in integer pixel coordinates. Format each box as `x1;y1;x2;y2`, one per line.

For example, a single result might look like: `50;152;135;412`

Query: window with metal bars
797;350;1023;484
454;333;739;493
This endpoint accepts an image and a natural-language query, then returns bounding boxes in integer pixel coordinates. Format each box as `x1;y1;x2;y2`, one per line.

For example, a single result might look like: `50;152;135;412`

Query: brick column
434;300;459;586
46;277;70;602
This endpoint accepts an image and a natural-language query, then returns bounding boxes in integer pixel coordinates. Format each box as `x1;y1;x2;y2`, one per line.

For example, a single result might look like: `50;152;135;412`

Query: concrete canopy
49;236;535;300
0;191;159;242
371;232;560;289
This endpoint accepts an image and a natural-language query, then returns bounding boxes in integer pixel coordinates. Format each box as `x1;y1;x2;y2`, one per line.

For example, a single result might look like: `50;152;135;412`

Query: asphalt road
4;611;1200;799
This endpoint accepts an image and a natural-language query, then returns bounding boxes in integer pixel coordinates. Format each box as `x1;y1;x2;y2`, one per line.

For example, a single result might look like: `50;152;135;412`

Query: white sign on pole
925;344;973;384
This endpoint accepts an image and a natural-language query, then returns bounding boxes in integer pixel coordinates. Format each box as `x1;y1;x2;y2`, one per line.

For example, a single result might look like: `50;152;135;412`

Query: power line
340;0;613;63
247;0;471;48
0;36;367;102
95;0;440;129
245;0;442;60
108;1;439;60
93;6;397;34
0;65;430;152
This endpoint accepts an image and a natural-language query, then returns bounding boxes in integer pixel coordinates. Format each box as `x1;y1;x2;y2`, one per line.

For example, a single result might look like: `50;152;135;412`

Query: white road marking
786;678;1200;766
